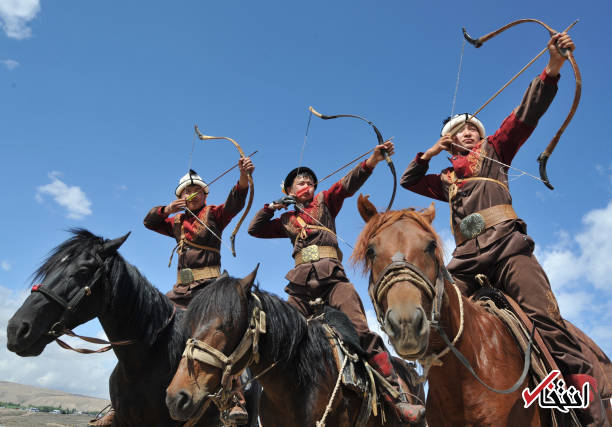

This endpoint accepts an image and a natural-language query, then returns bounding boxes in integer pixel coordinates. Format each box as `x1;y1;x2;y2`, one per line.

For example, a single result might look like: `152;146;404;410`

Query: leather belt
454;204;517;246
294;245;339;266
177;266;221;285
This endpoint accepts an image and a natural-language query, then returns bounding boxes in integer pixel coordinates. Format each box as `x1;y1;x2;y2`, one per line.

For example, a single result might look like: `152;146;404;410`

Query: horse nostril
413;307;428;335
384;310;399;339
176;390;193;412
16;322;32;341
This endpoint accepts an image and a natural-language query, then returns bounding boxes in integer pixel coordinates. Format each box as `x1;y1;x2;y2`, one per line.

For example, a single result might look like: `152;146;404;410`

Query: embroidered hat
282;167;318;194
441;113;486;138
175;169;209;197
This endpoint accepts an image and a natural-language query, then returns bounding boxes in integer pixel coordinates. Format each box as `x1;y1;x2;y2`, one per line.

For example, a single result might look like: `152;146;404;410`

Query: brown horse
351;196;612;426
165;267;425;427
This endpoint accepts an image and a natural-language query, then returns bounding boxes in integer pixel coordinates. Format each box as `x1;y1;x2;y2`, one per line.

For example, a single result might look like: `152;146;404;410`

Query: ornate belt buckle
179;268;195;284
301;245;320;263
460;213;486;240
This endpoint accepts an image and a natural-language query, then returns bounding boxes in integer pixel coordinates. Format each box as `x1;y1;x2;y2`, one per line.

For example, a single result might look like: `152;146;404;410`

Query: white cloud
554;291;593;319
0;285;115;399
1;260;11;271
1;58;19;70
539;200;612;293
0;0;41;39
535;200;612;355
36;172;93;219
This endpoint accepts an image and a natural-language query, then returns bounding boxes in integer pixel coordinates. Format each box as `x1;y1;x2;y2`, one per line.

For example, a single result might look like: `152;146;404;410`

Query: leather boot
568;374;610;427
368;351;425;423
88;407;114;426
227;378;249;426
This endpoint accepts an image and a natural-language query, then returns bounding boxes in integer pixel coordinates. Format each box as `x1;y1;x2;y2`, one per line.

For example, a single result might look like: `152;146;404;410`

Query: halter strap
182;293;267;410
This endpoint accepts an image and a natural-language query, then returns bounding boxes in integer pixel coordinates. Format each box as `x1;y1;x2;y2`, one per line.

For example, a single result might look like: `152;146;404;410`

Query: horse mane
351;208;445;274
186;277;335;388
33;228;182;351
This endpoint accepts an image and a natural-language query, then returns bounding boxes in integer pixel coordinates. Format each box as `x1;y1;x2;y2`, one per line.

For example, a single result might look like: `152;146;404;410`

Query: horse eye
365;245;376;260
425;240;437;254
74;266;91;281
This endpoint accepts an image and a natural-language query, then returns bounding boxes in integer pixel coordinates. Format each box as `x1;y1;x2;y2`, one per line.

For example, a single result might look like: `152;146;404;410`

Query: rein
370;250;535;394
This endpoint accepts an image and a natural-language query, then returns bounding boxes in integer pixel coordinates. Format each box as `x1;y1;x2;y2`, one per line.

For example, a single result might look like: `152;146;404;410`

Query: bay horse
351;196;612;426
165;267;426;427
6;229;259;427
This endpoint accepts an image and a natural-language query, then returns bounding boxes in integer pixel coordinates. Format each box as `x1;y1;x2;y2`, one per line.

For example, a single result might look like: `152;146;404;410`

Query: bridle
181;293;268;414
369;251;455;360
369;248;535;394
31;247;139;353
32;248;111;338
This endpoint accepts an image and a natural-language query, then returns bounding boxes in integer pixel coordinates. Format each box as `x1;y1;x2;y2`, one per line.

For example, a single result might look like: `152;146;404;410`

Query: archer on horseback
401;33;609;426
142;157;254;426
248;141;426;424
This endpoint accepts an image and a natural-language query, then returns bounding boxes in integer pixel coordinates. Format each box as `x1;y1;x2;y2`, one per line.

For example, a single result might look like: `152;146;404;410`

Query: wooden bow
308;106;397;211
462;19;581;190
194;125;254;257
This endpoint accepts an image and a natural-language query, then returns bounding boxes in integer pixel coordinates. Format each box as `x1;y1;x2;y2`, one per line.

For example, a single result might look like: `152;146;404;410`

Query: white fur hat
175;169;209;197
441;113;486;138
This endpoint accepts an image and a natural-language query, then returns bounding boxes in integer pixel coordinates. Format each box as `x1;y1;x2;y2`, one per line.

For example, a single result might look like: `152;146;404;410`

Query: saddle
315;306;422;426
471;278;612;425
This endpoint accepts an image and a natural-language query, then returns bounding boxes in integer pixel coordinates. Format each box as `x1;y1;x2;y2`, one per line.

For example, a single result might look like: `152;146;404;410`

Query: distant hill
0;381;110;412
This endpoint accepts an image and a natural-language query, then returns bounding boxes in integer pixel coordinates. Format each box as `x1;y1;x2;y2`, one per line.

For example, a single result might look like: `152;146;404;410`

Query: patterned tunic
248;162;373;285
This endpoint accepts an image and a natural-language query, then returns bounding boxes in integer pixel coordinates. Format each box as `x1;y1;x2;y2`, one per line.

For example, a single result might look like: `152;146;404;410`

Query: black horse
166;268;426;427
6;229;259;426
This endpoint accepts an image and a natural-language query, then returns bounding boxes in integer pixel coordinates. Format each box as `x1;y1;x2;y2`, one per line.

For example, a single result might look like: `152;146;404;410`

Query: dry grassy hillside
0;381;109;412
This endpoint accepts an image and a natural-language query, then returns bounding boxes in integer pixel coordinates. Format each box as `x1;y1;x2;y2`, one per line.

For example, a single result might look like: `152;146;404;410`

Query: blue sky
1;0;611;399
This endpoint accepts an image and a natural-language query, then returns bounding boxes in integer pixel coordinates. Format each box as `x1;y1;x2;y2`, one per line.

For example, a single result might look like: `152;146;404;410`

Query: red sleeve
247;205;288;238
489;69;559;164
323;161;371;217
208;184;249;230
400;153;447;202
143;206;176;237
487;112;535;165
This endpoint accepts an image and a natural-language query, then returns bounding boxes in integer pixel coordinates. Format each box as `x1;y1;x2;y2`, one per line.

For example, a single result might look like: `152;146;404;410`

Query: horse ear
238;264;260;293
102;232;131;256
220;270;229;279
421;202;436;224
357;194;378;223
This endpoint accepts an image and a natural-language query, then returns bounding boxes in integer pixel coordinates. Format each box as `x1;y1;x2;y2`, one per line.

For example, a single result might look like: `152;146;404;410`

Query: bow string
308;106;397;211
462;19;581;190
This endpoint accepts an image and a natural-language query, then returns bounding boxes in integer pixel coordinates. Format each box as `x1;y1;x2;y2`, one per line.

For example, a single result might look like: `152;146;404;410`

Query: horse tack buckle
301;245;320;263
179;268;195;285
459;213;486;240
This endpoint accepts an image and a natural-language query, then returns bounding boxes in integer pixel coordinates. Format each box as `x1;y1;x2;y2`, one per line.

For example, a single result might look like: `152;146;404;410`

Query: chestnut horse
166;267;425;427
352;196;611;426
6;229;259;426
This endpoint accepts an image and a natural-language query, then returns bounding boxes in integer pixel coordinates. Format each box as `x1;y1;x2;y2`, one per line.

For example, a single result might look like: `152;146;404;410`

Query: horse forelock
33;228;104;284
351;208;445;274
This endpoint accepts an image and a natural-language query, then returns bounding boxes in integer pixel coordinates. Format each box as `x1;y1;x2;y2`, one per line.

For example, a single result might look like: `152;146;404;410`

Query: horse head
352;195;445;359
6;229;130;356
165;266;260;421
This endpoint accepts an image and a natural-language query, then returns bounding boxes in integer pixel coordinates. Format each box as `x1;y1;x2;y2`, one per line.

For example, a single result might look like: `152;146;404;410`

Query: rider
91;160;255;426
141;158;254;426
248;141;425;424
400;33;608;426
